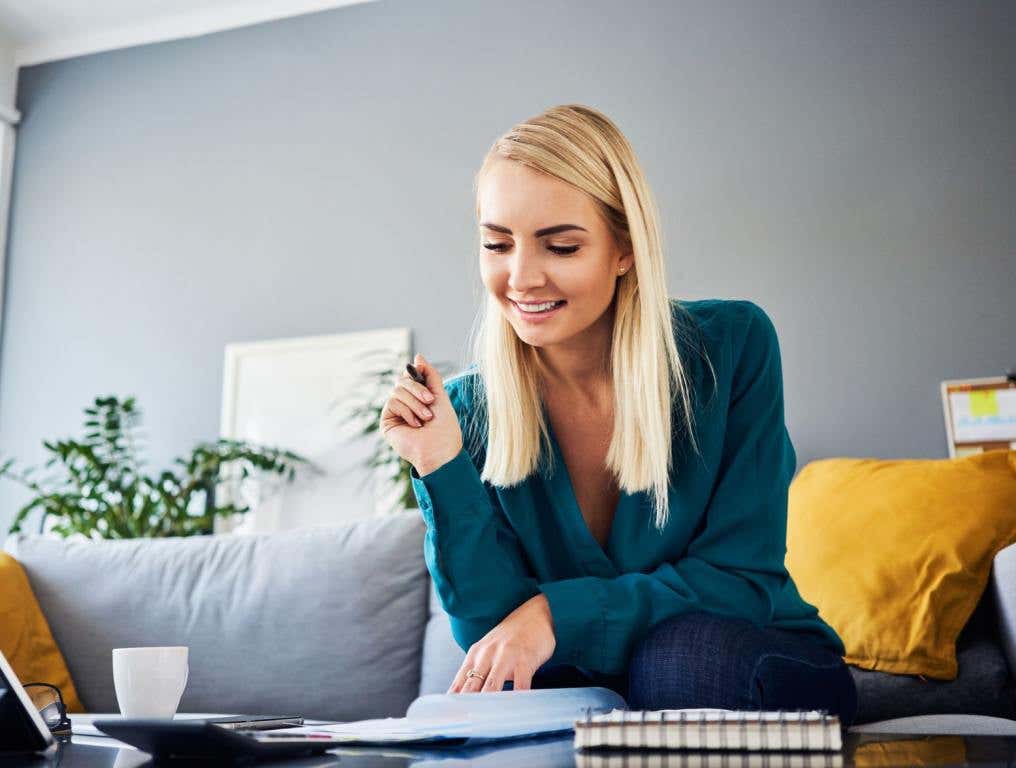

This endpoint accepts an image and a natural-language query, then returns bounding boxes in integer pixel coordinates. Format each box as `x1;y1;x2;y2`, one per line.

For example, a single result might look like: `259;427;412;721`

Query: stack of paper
278;686;627;747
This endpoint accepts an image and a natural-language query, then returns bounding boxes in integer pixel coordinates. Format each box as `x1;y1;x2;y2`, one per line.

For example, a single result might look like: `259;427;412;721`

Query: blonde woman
381;104;857;726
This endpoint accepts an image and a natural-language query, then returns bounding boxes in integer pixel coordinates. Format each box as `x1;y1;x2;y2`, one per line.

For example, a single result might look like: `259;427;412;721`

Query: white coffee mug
112;646;189;718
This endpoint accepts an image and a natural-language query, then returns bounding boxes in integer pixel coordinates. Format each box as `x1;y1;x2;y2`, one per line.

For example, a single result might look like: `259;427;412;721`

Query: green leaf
0;393;314;539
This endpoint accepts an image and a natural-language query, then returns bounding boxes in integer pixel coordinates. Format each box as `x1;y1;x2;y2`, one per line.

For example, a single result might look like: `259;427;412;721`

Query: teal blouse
410;298;845;676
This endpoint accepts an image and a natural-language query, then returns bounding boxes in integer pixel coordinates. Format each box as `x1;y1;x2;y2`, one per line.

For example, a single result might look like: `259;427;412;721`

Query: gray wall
1;0;1013;534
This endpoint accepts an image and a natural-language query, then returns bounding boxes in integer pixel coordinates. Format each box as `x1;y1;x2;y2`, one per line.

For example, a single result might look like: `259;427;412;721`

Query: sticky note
970;390;999;418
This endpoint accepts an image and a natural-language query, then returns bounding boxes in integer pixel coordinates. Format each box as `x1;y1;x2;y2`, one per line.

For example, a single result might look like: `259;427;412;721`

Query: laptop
0;650;57;755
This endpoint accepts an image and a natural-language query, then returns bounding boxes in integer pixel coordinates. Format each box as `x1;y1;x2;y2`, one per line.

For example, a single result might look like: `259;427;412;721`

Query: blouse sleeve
411;379;541;653
536;303;839;674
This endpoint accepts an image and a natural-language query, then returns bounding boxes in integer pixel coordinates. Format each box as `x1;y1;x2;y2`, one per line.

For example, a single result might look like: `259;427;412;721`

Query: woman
380;104;857;725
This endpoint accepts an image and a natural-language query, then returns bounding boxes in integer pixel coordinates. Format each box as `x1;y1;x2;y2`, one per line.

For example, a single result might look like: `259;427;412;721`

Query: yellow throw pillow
0;552;84;712
785;449;1016;680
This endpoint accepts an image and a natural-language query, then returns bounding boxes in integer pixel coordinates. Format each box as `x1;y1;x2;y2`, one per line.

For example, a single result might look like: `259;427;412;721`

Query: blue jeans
528;611;858;729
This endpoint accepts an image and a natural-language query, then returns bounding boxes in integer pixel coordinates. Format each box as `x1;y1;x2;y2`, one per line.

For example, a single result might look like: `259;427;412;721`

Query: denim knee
626;611;857;728
752;651;858;728
627;611;762;711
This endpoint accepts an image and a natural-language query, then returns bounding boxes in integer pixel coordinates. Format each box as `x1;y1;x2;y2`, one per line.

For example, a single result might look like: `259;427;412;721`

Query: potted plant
1;395;318;539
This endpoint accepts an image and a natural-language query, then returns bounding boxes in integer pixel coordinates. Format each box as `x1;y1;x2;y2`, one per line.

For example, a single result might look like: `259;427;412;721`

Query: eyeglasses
23;682;72;736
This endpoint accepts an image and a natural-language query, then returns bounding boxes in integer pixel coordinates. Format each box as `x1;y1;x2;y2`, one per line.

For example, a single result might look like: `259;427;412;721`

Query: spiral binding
575;707;841;753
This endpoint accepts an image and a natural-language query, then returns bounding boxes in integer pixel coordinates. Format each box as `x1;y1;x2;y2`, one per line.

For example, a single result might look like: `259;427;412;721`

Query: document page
280;686;627;745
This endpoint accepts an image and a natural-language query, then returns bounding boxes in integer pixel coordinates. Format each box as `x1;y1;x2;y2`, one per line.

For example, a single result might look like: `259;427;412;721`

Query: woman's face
477;159;633;350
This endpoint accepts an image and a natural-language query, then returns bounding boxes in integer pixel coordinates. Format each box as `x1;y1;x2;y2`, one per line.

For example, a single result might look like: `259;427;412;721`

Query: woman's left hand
447;593;557;693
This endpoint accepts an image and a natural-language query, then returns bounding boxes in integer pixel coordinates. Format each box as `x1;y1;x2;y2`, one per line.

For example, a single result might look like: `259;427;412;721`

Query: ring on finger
465;669;486;683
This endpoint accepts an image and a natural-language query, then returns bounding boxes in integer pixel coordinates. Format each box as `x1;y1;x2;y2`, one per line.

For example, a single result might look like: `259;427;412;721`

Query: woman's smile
511;299;567;322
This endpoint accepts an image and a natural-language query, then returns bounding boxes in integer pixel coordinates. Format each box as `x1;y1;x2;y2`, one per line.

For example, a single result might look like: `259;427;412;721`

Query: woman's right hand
381;353;464;477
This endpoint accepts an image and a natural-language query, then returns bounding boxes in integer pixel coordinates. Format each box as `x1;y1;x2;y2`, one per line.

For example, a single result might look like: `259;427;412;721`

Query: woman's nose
506;249;546;292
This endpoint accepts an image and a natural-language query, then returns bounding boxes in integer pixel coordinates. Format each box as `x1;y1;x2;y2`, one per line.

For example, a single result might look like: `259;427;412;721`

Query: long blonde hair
464;104;714;531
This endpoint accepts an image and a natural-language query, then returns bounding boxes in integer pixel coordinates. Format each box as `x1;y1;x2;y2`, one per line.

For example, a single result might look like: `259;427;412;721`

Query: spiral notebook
573;709;842;752
575;749;844;767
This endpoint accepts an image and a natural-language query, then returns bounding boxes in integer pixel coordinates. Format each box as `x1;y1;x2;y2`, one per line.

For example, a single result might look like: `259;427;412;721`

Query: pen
261;732;337;739
406;363;427;385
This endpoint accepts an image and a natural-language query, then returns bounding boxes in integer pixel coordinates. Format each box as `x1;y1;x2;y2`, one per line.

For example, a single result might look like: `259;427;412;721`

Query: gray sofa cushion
418;579;466;696
849;586;1016;724
5;512;430;721
993;541;1016;680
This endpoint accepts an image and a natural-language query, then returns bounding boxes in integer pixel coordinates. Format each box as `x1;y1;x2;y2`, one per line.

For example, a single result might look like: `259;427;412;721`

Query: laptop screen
0;650;55;754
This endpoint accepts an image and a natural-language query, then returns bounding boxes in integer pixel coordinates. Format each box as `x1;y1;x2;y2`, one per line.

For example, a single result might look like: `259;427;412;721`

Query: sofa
6;510;1016;733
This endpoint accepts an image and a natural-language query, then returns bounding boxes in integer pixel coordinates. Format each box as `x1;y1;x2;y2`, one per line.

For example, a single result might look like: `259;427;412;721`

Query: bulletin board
941;375;1016;458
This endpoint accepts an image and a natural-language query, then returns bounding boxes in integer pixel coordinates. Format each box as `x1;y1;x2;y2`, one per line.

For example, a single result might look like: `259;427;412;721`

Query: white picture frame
216;327;411;534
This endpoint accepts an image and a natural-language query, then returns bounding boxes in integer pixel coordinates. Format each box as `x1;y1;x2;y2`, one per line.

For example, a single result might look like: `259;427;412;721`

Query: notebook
575;749;844;768
573;709;842;752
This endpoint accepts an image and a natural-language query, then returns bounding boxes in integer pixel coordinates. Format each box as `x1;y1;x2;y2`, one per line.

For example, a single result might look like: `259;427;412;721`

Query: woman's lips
511;300;566;322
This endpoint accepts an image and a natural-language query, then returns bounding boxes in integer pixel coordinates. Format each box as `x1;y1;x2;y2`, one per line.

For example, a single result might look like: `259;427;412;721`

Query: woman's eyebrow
480;222;588;237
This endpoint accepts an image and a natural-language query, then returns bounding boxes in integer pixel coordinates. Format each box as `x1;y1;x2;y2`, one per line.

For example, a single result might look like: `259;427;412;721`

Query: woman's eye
481;243;579;256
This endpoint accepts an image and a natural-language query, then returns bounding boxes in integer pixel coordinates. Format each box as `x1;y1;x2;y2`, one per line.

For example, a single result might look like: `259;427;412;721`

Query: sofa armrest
992;541;1016;680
